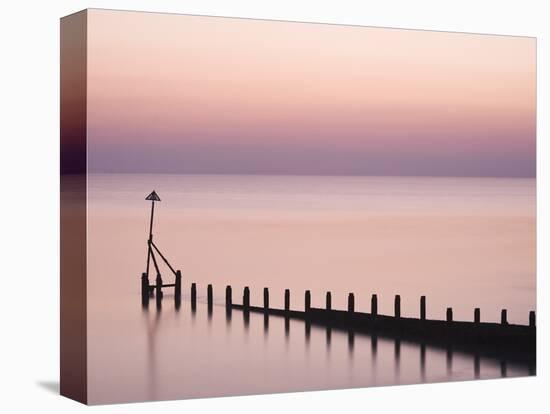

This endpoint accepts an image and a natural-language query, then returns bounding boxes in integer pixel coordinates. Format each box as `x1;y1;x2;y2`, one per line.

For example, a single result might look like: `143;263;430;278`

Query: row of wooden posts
181;283;536;327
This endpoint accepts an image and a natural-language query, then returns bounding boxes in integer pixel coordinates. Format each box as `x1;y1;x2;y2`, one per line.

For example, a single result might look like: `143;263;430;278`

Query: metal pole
144;191;160;278
145;200;155;278
150;241;177;276
145;244;152;277
149;200;155;242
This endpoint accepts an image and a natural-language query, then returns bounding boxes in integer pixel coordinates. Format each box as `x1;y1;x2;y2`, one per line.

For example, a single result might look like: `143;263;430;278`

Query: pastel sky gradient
87;9;536;177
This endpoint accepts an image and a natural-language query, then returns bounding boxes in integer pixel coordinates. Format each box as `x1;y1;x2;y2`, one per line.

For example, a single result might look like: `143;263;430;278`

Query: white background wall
0;0;547;412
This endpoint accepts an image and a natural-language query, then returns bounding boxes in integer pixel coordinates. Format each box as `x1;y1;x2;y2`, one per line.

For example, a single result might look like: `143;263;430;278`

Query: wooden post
420;296;426;320
304;290;311;312
191;283;197;305
501;309;508;325
348;293;355;313
529;311;536;327
155;273;163;298
141;272;150;307
225;285;232;308
446;307;453;322
474;308;480;324
326;292;332;310
243;287;250;309
394;295;401;318
174;270;181;309
371;294;378;317
284;289;290;312
263;287;269;310
174;270;181;298
207;284;213;309
141;272;149;299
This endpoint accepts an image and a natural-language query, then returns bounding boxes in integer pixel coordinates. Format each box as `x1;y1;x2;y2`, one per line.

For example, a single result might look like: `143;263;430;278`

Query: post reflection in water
305;321;311;347
420;343;426;382
142;304;162;403
263;314;269;338
284;317;290;342
371;334;378;359
243;309;250;330
324;326;332;363
474;353;480;379
348;331;355;354
446;345;453;374
225;306;232;325
394;338;401;378
207;303;213;323
500;360;507;377
191;299;196;315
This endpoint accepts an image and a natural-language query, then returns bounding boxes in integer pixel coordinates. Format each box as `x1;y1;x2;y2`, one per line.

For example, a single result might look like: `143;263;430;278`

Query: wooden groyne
178;284;535;366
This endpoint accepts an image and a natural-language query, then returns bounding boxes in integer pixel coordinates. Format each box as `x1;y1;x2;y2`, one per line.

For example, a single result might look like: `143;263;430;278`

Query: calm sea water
86;174;535;404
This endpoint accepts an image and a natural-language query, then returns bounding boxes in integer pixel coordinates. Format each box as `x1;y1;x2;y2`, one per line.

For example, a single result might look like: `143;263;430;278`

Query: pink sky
87;9;536;177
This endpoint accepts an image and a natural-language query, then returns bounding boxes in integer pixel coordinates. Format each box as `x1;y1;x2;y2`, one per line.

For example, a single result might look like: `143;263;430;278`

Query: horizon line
79;171;537;180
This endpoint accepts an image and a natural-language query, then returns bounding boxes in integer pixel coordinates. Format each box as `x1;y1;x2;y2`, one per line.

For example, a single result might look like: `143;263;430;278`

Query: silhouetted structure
225;285;232;309
304;290;311;312
284;289;290;312
501;311;510;326
190;283;197;310
150;278;534;366
348;293;355;313
225;286;535;365
395;295;401;318
141;191;182;307
420;296;426;320
243;286;250;309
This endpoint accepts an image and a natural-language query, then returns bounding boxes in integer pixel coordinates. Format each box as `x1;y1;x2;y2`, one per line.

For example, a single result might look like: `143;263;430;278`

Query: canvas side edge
60;9;88;405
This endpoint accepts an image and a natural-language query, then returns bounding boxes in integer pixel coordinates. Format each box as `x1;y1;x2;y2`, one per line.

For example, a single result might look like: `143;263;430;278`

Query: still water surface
87;174;535;404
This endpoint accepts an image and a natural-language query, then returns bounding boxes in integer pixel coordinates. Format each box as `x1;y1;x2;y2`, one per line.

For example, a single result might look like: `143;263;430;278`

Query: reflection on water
348;331;355;354
142;305;161;402
501;360;507;378
284;317;290;339
263;314;269;335
394;338;401;379
420;343;426;381
114;296;534;405
447;346;453;374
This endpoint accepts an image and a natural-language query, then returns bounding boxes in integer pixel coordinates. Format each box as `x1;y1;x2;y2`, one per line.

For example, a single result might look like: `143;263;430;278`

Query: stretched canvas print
60;9;536;405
